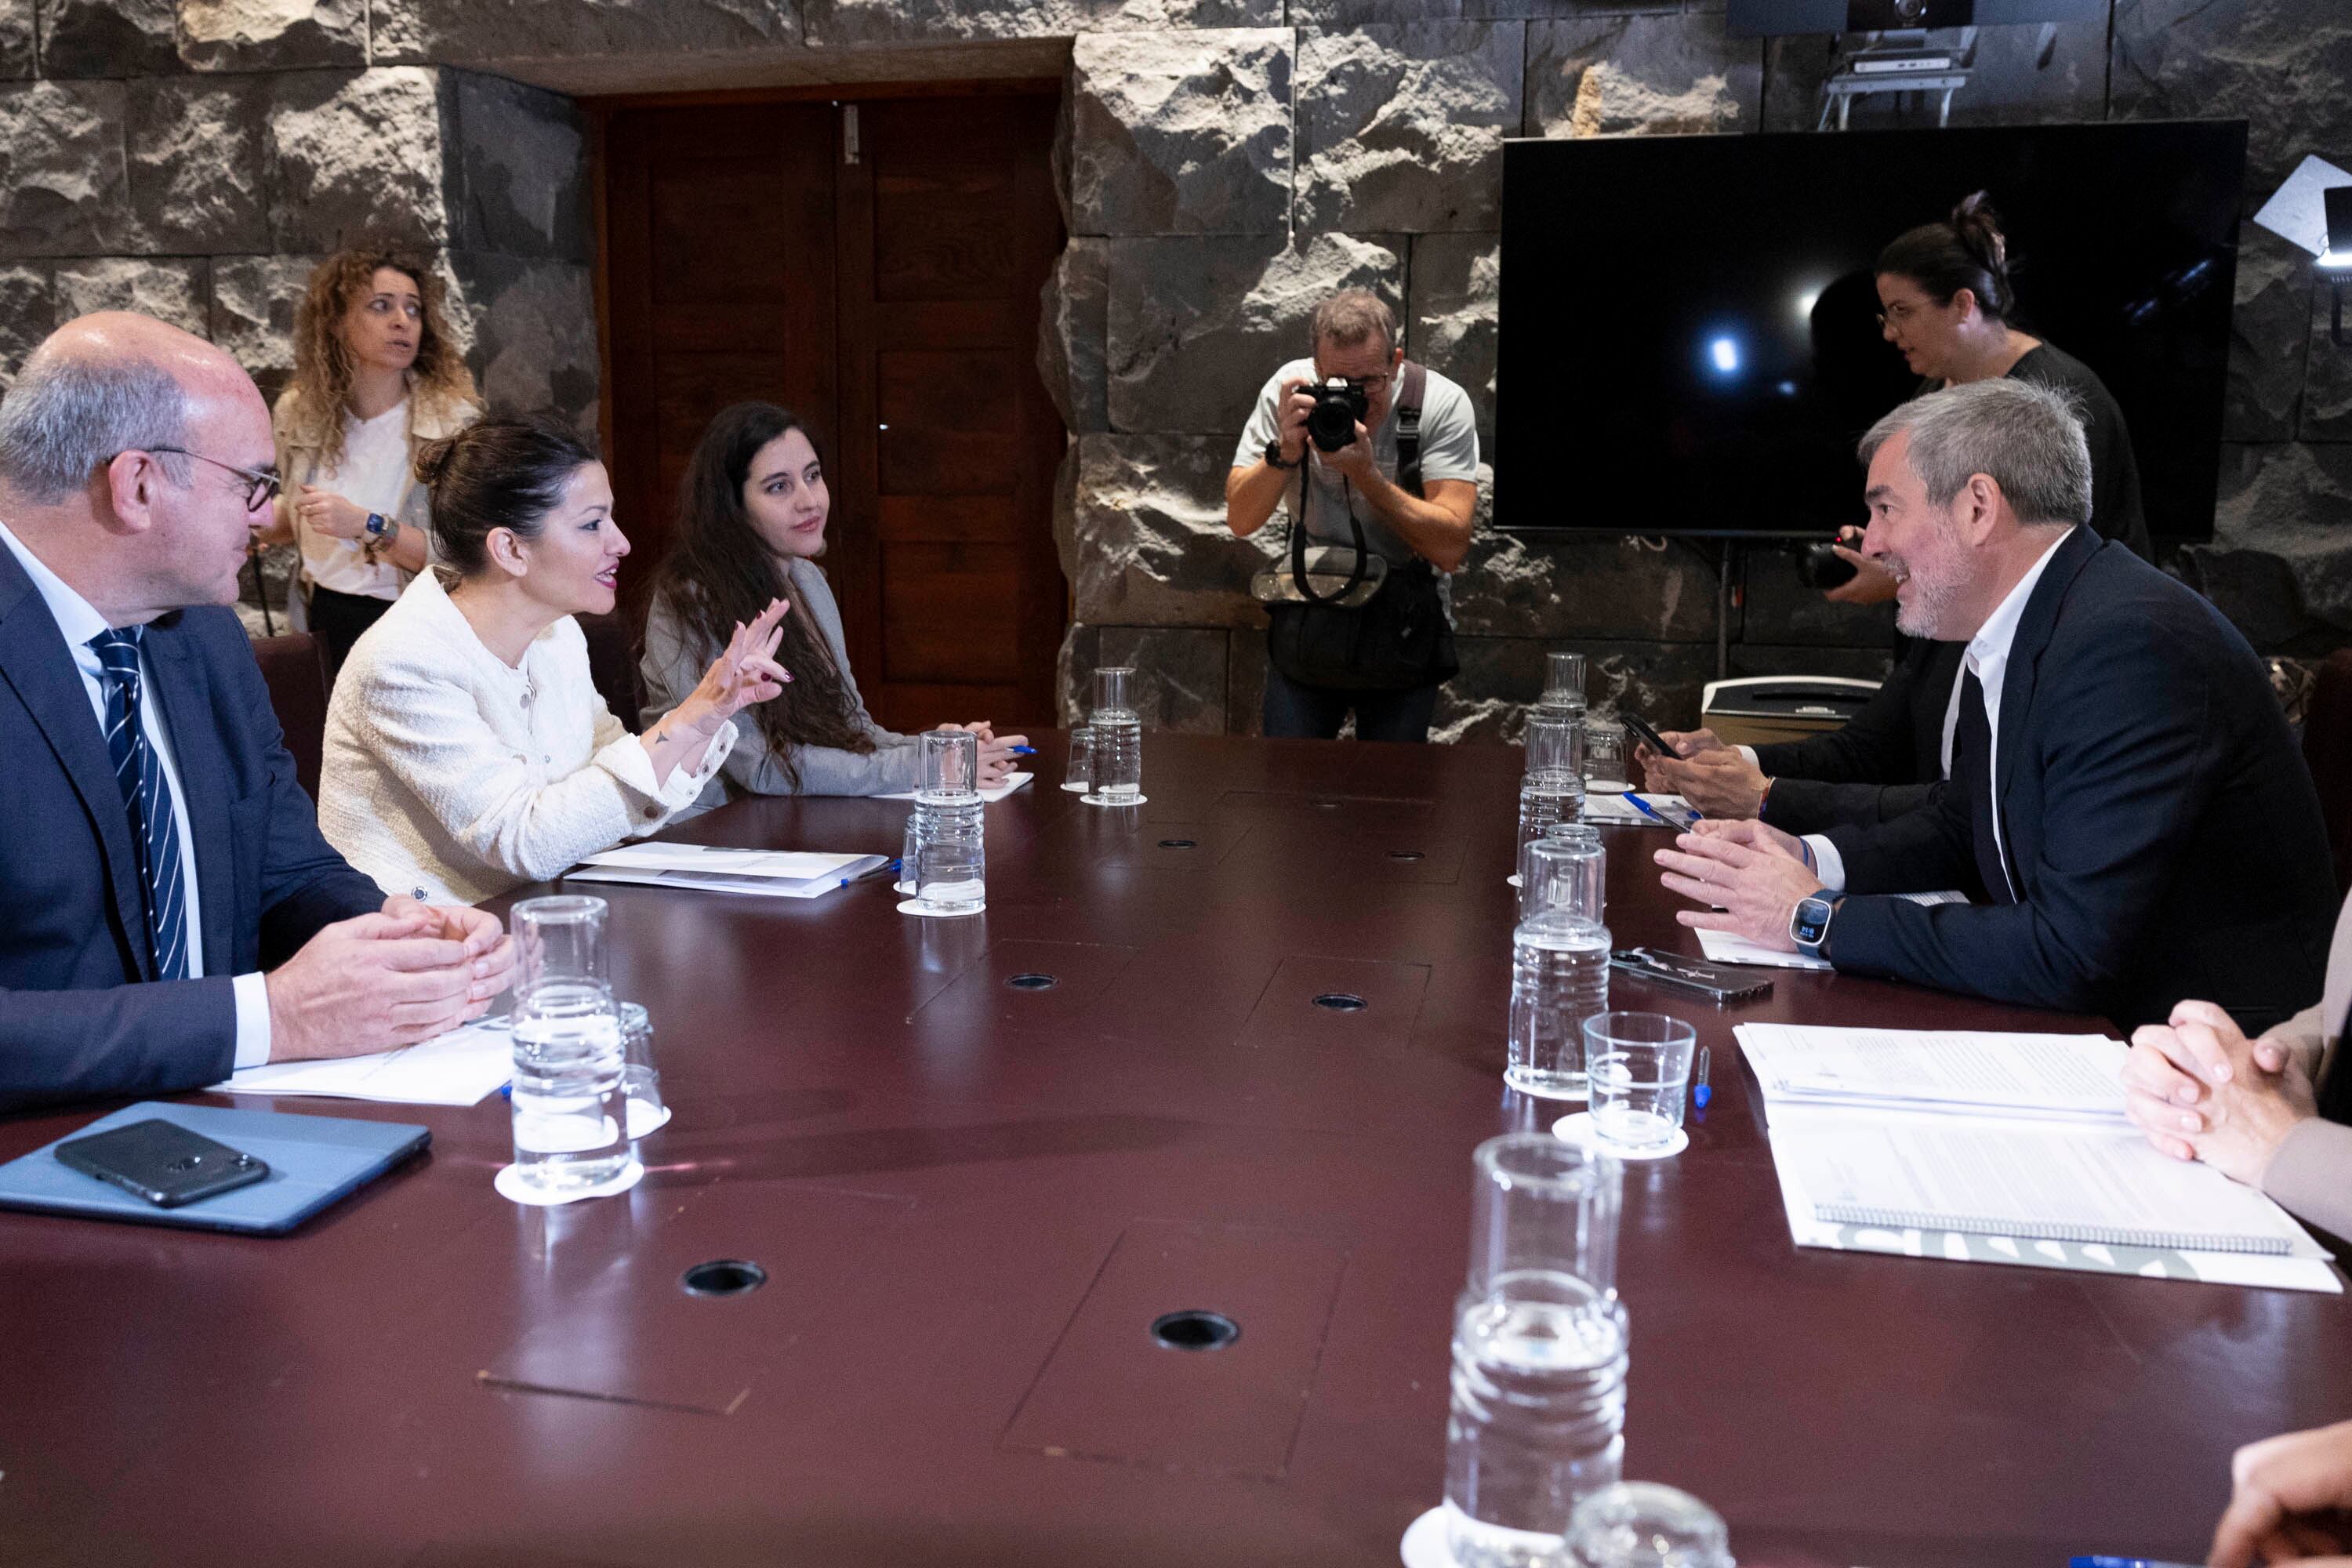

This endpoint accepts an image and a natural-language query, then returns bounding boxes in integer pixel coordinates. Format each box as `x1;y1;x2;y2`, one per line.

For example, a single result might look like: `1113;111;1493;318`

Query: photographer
1226;290;1479;742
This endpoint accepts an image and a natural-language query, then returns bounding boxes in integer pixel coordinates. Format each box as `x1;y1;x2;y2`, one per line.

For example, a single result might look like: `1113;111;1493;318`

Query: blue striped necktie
89;626;188;982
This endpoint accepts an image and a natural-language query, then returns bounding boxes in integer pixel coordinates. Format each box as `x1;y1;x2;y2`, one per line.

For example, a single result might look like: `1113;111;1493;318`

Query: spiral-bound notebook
1738;1023;2339;1290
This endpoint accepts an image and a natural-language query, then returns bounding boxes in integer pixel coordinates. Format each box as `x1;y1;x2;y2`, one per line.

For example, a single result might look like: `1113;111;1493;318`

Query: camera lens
1795;539;1859;592
1306;381;1369;453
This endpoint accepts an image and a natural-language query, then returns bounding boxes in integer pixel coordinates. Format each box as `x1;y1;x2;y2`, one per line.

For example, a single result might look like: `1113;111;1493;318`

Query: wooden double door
600;91;1067;730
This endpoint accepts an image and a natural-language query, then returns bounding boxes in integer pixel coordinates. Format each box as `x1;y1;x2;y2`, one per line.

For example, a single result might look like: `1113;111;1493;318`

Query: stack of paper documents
1737;1022;2339;1292
564;844;886;898
212;1017;514;1105
1581;792;1695;828
878;771;1033;804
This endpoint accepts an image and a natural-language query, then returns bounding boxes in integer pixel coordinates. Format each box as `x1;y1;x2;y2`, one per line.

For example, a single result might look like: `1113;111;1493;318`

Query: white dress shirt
0;521;272;1067
1805;528;2075;896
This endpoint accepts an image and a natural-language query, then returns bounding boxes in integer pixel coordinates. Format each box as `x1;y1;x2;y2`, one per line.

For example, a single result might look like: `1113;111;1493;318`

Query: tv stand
1816;28;1973;129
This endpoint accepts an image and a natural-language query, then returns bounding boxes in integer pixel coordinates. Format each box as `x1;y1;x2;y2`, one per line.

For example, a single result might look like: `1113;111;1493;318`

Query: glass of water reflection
1583;1012;1697;1152
508;895;633;1195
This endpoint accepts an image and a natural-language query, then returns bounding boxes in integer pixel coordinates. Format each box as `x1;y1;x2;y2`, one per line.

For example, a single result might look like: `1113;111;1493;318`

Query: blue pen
1623;792;1671;827
2068;1557;2199;1568
840;858;900;888
1007;745;1037;756
1693;1045;1711;1110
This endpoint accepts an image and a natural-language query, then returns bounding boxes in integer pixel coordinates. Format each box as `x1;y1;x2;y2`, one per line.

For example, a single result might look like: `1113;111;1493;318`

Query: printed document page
212;1018;512;1105
1737;1022;2126;1121
878;771;1033;804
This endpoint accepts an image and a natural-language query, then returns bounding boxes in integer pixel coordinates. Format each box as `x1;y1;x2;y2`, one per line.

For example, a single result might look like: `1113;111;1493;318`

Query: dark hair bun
1877;191;2015;323
412;434;459;489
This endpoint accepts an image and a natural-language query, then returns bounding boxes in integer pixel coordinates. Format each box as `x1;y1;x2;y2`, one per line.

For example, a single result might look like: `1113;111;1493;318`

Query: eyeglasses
1875;301;1926;331
140;448;284;511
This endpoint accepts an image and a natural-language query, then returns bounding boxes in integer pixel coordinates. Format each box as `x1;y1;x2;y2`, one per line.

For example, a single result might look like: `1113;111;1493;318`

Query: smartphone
1619;710;1680;760
56;1119;270;1209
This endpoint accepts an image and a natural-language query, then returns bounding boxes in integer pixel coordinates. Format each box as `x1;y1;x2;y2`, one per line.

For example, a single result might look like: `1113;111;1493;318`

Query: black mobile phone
1619;710;1679;760
56;1120;270;1209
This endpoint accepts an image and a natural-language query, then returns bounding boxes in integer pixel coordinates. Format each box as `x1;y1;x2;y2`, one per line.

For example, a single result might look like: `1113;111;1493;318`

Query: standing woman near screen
641;401;1025;807
257;241;481;675
1875;191;2150;557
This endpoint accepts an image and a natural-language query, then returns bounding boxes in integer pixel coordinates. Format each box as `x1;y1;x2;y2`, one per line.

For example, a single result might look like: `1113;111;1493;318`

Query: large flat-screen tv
1497;122;2246;539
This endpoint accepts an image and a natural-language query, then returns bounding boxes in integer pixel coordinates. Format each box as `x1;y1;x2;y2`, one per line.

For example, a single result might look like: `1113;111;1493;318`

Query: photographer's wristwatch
1789;892;1841;958
1263;440;1300;471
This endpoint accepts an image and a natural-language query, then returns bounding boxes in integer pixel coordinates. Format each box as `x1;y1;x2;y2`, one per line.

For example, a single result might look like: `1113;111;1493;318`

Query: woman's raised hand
687;597;792;729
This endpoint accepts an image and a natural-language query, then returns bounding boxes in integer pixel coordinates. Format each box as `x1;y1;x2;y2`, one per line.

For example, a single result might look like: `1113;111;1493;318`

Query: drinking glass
1539;651;1588;719
1584;1013;1698;1152
1446;1135;1628;1568
1519;829;1606;926
920;728;980;798
1584;721;1630;794
898;814;920;894
617;1001;667;1139
508;895;632;1194
1083;666;1142;805
1063;724;1095;793
1523;714;1584;782
1566;1483;1732;1568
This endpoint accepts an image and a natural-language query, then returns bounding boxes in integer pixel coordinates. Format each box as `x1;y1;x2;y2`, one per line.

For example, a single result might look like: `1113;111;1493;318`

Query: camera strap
1288;467;1370;604
1396;360;1426;500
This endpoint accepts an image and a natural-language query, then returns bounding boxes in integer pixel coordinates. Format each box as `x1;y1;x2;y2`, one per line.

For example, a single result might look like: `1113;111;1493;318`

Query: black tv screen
1497;122;2246;539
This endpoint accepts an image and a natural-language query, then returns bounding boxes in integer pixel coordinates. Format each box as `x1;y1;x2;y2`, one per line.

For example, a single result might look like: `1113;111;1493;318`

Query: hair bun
1950;190;2009;271
412;433;459;488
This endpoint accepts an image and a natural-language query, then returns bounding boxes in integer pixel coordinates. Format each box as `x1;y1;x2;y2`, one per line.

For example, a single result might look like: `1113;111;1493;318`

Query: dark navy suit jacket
1823;526;2338;1032
0;545;383;1112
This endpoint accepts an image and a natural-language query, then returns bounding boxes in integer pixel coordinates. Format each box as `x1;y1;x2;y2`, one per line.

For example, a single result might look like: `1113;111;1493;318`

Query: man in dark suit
1639;638;1967;837
1657;377;2336;1032
0;312;513;1112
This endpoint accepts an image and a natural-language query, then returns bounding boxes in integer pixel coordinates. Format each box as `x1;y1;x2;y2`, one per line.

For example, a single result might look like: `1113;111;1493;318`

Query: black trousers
1261;663;1442;743
307;583;394;681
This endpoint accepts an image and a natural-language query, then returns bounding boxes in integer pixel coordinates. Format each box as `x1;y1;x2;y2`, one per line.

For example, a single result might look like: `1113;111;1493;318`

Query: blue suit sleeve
0;977;237;1112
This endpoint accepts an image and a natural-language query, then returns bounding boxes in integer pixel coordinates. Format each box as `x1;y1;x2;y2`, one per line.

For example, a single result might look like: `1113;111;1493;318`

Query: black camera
1305;377;1370;452
1794;539;1859;592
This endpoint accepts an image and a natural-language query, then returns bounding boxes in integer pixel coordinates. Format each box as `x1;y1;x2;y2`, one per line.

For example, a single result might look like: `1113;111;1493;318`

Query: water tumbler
1083;666;1143;805
1446;1134;1629;1568
617;1000;666;1139
508;895;632;1194
1584;1013;1697;1153
1566;1483;1732;1568
1539;651;1588;720
1063;724;1095;793
1584;722;1629;794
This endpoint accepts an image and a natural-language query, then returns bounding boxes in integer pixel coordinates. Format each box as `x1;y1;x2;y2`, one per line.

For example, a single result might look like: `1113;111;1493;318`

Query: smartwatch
364;512;398;546
1263;440;1300;471
1789;892;1840;956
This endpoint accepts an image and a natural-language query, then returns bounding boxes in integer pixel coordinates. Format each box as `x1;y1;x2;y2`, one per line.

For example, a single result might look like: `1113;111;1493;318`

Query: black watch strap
1264;440;1299;470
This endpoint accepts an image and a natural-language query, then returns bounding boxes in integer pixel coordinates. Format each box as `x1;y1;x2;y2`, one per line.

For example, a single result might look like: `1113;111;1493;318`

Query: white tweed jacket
318;570;734;906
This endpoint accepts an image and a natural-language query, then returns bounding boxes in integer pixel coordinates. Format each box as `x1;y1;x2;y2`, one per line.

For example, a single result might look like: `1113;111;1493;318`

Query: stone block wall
2;0;2345;717
1037;0;2352;736
0;2;596;634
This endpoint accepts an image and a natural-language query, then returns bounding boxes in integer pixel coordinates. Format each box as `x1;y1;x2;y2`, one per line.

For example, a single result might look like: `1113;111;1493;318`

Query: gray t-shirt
1232;358;1480;567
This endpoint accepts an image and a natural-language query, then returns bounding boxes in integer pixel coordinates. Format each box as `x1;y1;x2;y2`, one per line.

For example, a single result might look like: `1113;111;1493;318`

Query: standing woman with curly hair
256;240;481;675
641;401;1025;807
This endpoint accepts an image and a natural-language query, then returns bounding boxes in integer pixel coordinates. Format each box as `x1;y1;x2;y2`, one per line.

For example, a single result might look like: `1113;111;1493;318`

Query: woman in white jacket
319;416;789;906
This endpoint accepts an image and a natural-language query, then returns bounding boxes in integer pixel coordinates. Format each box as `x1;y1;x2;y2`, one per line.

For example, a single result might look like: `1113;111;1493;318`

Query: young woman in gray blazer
641;402;1025;809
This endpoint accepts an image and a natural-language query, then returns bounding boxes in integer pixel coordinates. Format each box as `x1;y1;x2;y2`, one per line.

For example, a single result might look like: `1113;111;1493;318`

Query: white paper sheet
1735;1022;2126;1121
877;771;1033;804
212;1018;513;1105
1697;929;1833;970
563;846;885;898
1766;1104;2336;1287
1581;791;1693;828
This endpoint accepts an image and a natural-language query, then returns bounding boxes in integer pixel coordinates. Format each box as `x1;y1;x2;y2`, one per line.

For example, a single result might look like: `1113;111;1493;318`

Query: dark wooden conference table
4;733;2349;1568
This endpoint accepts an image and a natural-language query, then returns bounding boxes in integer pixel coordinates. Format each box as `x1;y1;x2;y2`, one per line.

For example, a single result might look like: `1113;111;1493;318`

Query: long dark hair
651;402;870;787
1877;190;2015;322
415;415;597;577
